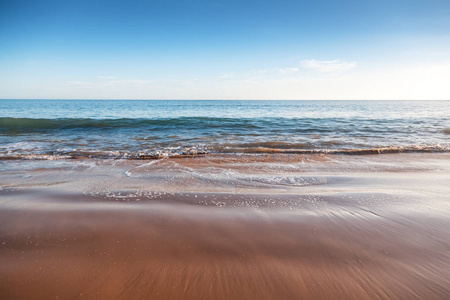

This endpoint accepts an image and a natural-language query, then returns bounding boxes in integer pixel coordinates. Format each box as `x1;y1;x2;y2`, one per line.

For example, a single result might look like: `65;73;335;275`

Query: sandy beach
2;0;450;296
1;153;449;299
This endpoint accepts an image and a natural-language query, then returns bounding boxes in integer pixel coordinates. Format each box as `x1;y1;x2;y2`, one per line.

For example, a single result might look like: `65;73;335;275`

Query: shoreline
1;145;449;161
1;153;449;299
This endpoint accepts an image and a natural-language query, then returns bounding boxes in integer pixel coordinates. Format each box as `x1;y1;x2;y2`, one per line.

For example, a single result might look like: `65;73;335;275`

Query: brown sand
0;154;449;299
0;191;449;299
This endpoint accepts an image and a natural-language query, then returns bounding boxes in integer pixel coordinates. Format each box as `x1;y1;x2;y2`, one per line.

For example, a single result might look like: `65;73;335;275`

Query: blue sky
1;0;449;99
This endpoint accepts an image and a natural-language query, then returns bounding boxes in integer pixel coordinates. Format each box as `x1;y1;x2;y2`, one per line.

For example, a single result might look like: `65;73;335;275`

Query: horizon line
1;99;448;101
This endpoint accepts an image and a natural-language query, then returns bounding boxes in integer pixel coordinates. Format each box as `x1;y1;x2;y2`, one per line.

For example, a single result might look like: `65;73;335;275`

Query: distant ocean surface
1;100;449;159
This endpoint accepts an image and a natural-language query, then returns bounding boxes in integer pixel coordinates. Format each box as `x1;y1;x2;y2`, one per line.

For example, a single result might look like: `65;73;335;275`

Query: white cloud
300;59;357;73
8;62;447;100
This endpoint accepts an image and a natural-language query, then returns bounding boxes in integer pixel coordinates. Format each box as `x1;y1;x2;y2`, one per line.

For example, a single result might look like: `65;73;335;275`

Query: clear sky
1;0;449;100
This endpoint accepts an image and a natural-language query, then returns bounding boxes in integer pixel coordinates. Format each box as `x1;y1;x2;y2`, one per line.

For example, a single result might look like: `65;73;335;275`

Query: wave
2;117;449;160
1;116;429;132
1;144;448;160
234;145;450;155
0;117;265;132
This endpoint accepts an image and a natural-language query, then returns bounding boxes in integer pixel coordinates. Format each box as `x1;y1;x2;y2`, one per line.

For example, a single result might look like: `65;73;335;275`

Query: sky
0;0;450;100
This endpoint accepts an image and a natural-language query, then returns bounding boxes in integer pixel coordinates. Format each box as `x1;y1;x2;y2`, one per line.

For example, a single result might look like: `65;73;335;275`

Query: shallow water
1;153;449;299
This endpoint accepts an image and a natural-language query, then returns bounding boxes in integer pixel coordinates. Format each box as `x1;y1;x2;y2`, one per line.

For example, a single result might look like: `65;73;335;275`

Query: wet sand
0;153;449;299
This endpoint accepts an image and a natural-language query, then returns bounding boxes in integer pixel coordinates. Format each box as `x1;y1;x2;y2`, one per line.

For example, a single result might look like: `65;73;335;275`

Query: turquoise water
0;100;449;159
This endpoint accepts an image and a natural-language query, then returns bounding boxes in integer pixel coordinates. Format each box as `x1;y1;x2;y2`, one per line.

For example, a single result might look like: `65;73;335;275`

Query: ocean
2;100;450;299
1;100;449;159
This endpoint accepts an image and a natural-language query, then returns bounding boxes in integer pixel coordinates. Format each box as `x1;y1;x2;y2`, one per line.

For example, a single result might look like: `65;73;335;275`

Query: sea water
0;100;449;159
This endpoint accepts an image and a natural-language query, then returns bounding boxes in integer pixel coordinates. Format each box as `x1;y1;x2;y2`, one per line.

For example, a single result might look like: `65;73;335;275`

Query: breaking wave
1;114;449;160
0;144;448;160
